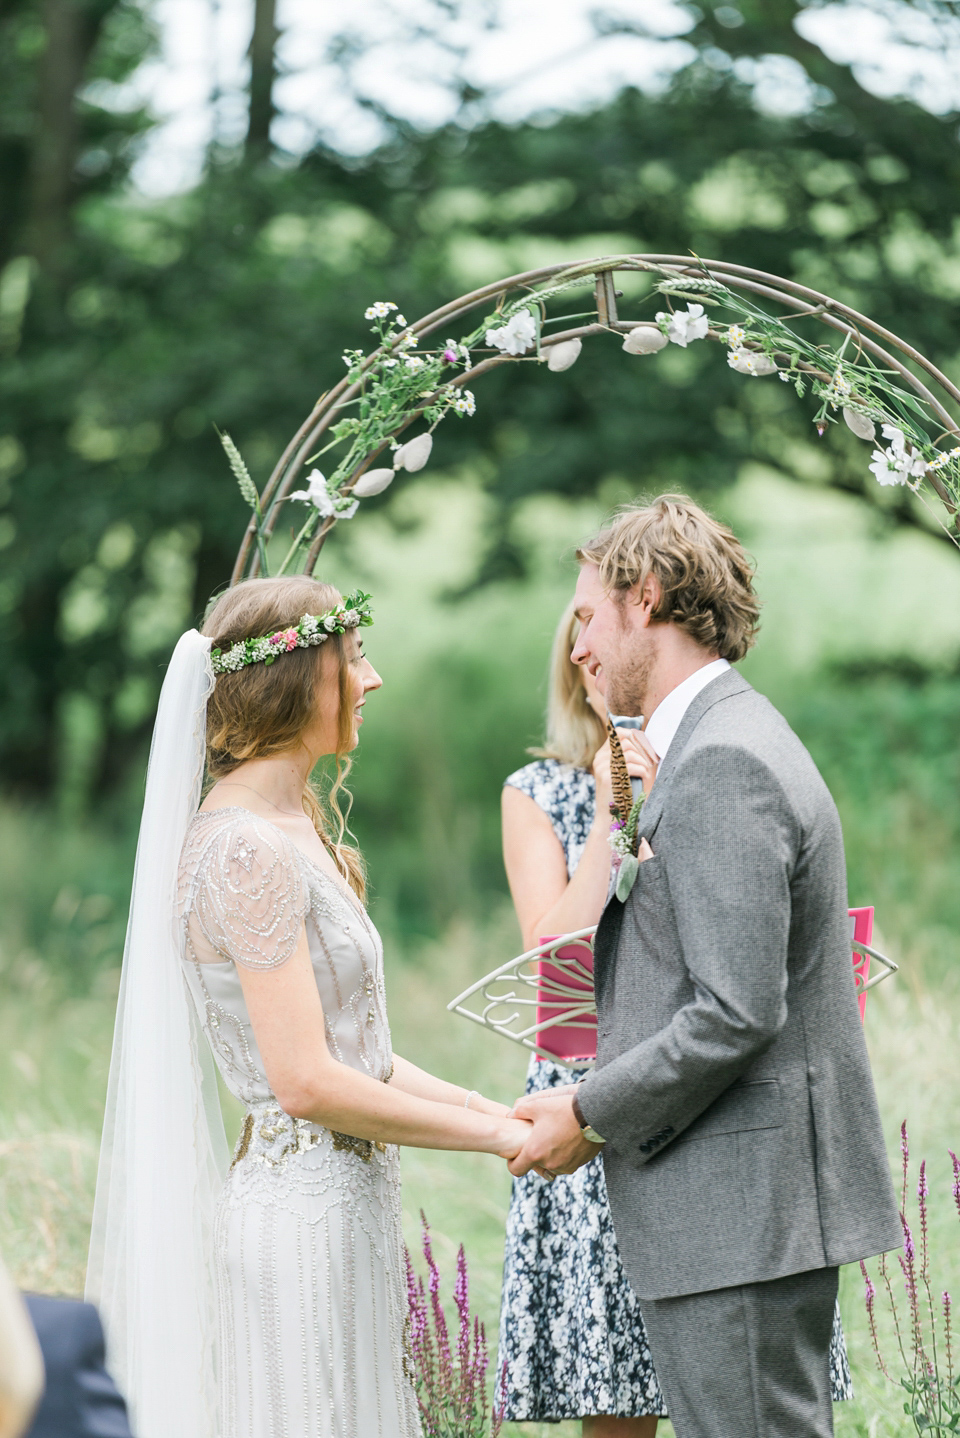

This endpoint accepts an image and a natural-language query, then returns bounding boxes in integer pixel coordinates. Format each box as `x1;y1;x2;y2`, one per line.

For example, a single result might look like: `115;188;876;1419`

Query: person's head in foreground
571;493;761;715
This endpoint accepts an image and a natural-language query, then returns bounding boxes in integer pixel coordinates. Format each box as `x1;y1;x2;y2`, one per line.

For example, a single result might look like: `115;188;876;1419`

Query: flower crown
210;591;373;677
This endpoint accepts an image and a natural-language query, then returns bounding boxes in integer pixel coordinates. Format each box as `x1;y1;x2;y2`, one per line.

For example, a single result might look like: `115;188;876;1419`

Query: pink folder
535;934;597;1063
534;908;878;1059
849;905;874;1023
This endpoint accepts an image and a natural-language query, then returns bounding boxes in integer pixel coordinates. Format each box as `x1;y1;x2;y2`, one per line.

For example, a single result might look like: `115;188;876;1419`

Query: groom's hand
507;1092;599;1177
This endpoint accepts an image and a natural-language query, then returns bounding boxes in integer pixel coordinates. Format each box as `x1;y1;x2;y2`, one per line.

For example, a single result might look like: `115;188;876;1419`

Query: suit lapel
593;669;752;1002
635;667;751;845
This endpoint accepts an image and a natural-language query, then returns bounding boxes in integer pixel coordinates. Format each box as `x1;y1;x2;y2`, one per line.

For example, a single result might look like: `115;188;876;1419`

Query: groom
510;495;901;1438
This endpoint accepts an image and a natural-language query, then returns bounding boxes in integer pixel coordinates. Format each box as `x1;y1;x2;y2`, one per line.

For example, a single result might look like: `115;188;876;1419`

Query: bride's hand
495;1116;534;1161
507;1084;578;1116
465;1092;511;1118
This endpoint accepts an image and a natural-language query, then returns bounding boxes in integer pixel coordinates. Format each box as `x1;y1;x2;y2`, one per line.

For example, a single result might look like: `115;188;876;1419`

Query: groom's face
571;564;654;716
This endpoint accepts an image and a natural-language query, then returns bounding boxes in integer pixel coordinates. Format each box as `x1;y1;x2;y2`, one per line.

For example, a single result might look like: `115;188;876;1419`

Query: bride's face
304;629;382;758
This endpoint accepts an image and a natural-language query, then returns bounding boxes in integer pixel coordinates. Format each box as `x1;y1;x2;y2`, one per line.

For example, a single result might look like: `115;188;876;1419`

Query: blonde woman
497;598;664;1438
88;576;531;1438
496;599;854;1436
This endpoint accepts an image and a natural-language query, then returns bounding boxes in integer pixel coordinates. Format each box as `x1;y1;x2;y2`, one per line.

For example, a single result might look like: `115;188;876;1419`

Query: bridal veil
86;629;229;1438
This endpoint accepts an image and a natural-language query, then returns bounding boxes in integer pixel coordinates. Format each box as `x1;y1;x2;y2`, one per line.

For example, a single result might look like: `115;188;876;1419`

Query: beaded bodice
176;807;392;1109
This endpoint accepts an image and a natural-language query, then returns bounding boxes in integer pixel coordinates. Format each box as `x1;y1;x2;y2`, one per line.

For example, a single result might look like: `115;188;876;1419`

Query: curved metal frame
446;924;898;1062
231;252;960;582
447;927;598;1066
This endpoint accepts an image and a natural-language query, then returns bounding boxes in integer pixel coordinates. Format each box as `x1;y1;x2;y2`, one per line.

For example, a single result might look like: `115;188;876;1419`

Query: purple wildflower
944;1290;954;1387
861;1260;890;1378
918;1160;931;1283
950;1151;960;1221
407;1215;499;1437
901;1121;910;1211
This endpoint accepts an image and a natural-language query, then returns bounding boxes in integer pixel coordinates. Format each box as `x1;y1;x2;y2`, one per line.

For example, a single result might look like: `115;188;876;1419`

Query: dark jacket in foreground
578;668;901;1301
23;1294;134;1438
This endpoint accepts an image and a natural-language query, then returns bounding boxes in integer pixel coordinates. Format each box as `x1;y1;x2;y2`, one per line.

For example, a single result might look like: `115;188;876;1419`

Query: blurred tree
0;0;155;267
0;0;958;809
246;0;278;162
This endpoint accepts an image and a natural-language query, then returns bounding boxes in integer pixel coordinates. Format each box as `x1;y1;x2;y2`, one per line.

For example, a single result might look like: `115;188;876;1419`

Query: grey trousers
638;1266;840;1438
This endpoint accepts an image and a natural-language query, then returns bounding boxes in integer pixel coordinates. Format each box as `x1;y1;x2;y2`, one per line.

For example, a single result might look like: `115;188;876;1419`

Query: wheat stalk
218;430;269;573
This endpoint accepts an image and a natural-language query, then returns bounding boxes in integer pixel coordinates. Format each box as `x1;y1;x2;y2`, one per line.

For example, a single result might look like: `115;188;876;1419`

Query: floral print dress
496;758;853;1422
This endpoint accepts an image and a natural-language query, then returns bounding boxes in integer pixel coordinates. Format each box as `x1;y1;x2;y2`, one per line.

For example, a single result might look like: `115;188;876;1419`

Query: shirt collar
642;658;731;762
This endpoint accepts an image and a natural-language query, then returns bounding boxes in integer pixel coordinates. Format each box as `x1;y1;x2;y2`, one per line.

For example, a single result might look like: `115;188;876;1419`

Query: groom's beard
606;648;652;719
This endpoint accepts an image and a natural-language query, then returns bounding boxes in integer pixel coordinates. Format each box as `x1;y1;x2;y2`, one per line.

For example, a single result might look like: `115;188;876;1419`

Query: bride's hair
530;598;607;769
202;576;366;900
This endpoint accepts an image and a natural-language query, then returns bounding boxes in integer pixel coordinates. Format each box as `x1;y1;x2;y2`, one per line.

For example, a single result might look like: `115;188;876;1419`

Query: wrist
572;1087;606;1145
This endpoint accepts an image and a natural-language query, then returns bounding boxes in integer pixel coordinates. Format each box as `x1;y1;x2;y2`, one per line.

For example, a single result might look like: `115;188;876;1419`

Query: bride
86;575;531;1438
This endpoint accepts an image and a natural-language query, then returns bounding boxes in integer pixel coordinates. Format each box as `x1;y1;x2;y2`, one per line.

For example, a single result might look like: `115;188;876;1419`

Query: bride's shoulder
177;807;306;909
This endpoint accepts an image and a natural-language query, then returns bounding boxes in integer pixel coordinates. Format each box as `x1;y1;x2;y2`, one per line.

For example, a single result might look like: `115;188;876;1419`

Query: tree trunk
246;0;278;161
25;0;111;266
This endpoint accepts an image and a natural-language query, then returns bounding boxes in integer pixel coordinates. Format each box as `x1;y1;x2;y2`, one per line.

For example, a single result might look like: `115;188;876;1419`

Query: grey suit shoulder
579;668;901;1301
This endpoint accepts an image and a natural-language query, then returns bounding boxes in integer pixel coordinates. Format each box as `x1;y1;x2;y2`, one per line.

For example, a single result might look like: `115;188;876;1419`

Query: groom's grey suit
577;668;901;1437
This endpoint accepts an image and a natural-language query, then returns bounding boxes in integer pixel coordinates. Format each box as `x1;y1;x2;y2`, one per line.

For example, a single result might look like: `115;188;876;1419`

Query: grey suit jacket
577;668;901;1301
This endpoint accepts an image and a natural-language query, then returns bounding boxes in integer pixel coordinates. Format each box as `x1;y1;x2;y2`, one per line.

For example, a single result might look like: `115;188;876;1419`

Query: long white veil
86;629;229;1438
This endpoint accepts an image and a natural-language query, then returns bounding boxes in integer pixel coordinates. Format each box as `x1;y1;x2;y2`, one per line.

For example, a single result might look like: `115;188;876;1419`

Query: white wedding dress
176;805;420;1438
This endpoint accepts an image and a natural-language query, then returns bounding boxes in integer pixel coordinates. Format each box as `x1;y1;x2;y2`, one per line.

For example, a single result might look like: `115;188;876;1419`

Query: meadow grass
3;468;960;1433
0;897;955;1438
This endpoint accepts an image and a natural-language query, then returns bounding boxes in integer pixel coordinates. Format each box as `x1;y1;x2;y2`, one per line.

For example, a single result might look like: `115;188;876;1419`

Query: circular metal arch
231;253;960;583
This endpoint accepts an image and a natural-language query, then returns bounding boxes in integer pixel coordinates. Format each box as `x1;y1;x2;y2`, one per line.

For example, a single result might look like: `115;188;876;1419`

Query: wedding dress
176;805;420;1438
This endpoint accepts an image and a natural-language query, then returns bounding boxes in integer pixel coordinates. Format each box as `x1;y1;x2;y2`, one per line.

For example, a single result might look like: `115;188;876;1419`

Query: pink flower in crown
268;631;285;647
282;628;299;651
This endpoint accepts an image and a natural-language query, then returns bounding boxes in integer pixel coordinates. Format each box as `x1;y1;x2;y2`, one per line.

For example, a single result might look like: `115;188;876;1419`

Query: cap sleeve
504;759;561;811
185;813;310;971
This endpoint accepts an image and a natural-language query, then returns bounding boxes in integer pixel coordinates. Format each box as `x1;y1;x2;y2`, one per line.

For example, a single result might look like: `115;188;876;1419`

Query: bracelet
464;1090;479;1110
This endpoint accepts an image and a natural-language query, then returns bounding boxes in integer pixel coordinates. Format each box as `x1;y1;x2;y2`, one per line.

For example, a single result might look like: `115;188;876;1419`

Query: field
2;469;960;1435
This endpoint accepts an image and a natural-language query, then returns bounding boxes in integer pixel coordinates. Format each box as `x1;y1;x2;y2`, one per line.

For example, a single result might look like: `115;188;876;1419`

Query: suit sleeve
577;742;800;1164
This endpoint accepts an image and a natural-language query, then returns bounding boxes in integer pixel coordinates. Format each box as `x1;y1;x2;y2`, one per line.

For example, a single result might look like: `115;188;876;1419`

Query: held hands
505;1090;599;1179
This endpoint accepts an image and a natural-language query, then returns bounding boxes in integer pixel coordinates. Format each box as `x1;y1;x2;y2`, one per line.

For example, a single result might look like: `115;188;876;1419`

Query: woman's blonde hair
531;598;607;769
202;576;366;901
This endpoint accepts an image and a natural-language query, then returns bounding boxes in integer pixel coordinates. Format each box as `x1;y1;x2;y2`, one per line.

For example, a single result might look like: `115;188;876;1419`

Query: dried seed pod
622;327;668;355
393;434;433;472
546;338;582;372
352;468;395;498
843;407;877;442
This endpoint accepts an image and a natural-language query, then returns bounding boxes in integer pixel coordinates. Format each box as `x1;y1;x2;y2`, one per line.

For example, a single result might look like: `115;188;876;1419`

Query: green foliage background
2;2;960;1433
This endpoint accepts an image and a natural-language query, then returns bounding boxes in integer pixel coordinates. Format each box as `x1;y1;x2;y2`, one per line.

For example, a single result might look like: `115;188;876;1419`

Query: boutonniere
609;792;646;901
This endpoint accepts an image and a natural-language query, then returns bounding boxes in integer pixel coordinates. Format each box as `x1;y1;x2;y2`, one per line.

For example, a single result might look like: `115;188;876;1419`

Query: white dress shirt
642;657;731;762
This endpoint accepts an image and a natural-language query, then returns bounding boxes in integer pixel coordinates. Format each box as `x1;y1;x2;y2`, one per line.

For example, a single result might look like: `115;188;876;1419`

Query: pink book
849;906;875;1024
535;934;597;1063
532;908;878;1059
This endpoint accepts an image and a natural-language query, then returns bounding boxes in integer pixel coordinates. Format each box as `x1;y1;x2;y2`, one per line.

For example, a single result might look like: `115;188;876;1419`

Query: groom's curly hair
576;495;761;662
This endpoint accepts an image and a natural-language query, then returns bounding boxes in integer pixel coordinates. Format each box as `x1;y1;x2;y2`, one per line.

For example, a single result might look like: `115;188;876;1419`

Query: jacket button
639;1142;651;1155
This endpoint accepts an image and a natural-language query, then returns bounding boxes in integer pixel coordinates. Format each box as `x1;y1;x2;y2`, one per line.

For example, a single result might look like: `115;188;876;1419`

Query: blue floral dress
496;757;853;1422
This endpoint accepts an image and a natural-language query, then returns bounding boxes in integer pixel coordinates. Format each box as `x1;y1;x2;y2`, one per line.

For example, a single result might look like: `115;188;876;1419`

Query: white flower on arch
869;424;928;488
485;310;537;356
656;304;709;348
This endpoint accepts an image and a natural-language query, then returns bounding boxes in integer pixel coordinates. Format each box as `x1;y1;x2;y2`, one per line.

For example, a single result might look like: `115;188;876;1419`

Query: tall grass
2;469;960;1432
0;898;955;1437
